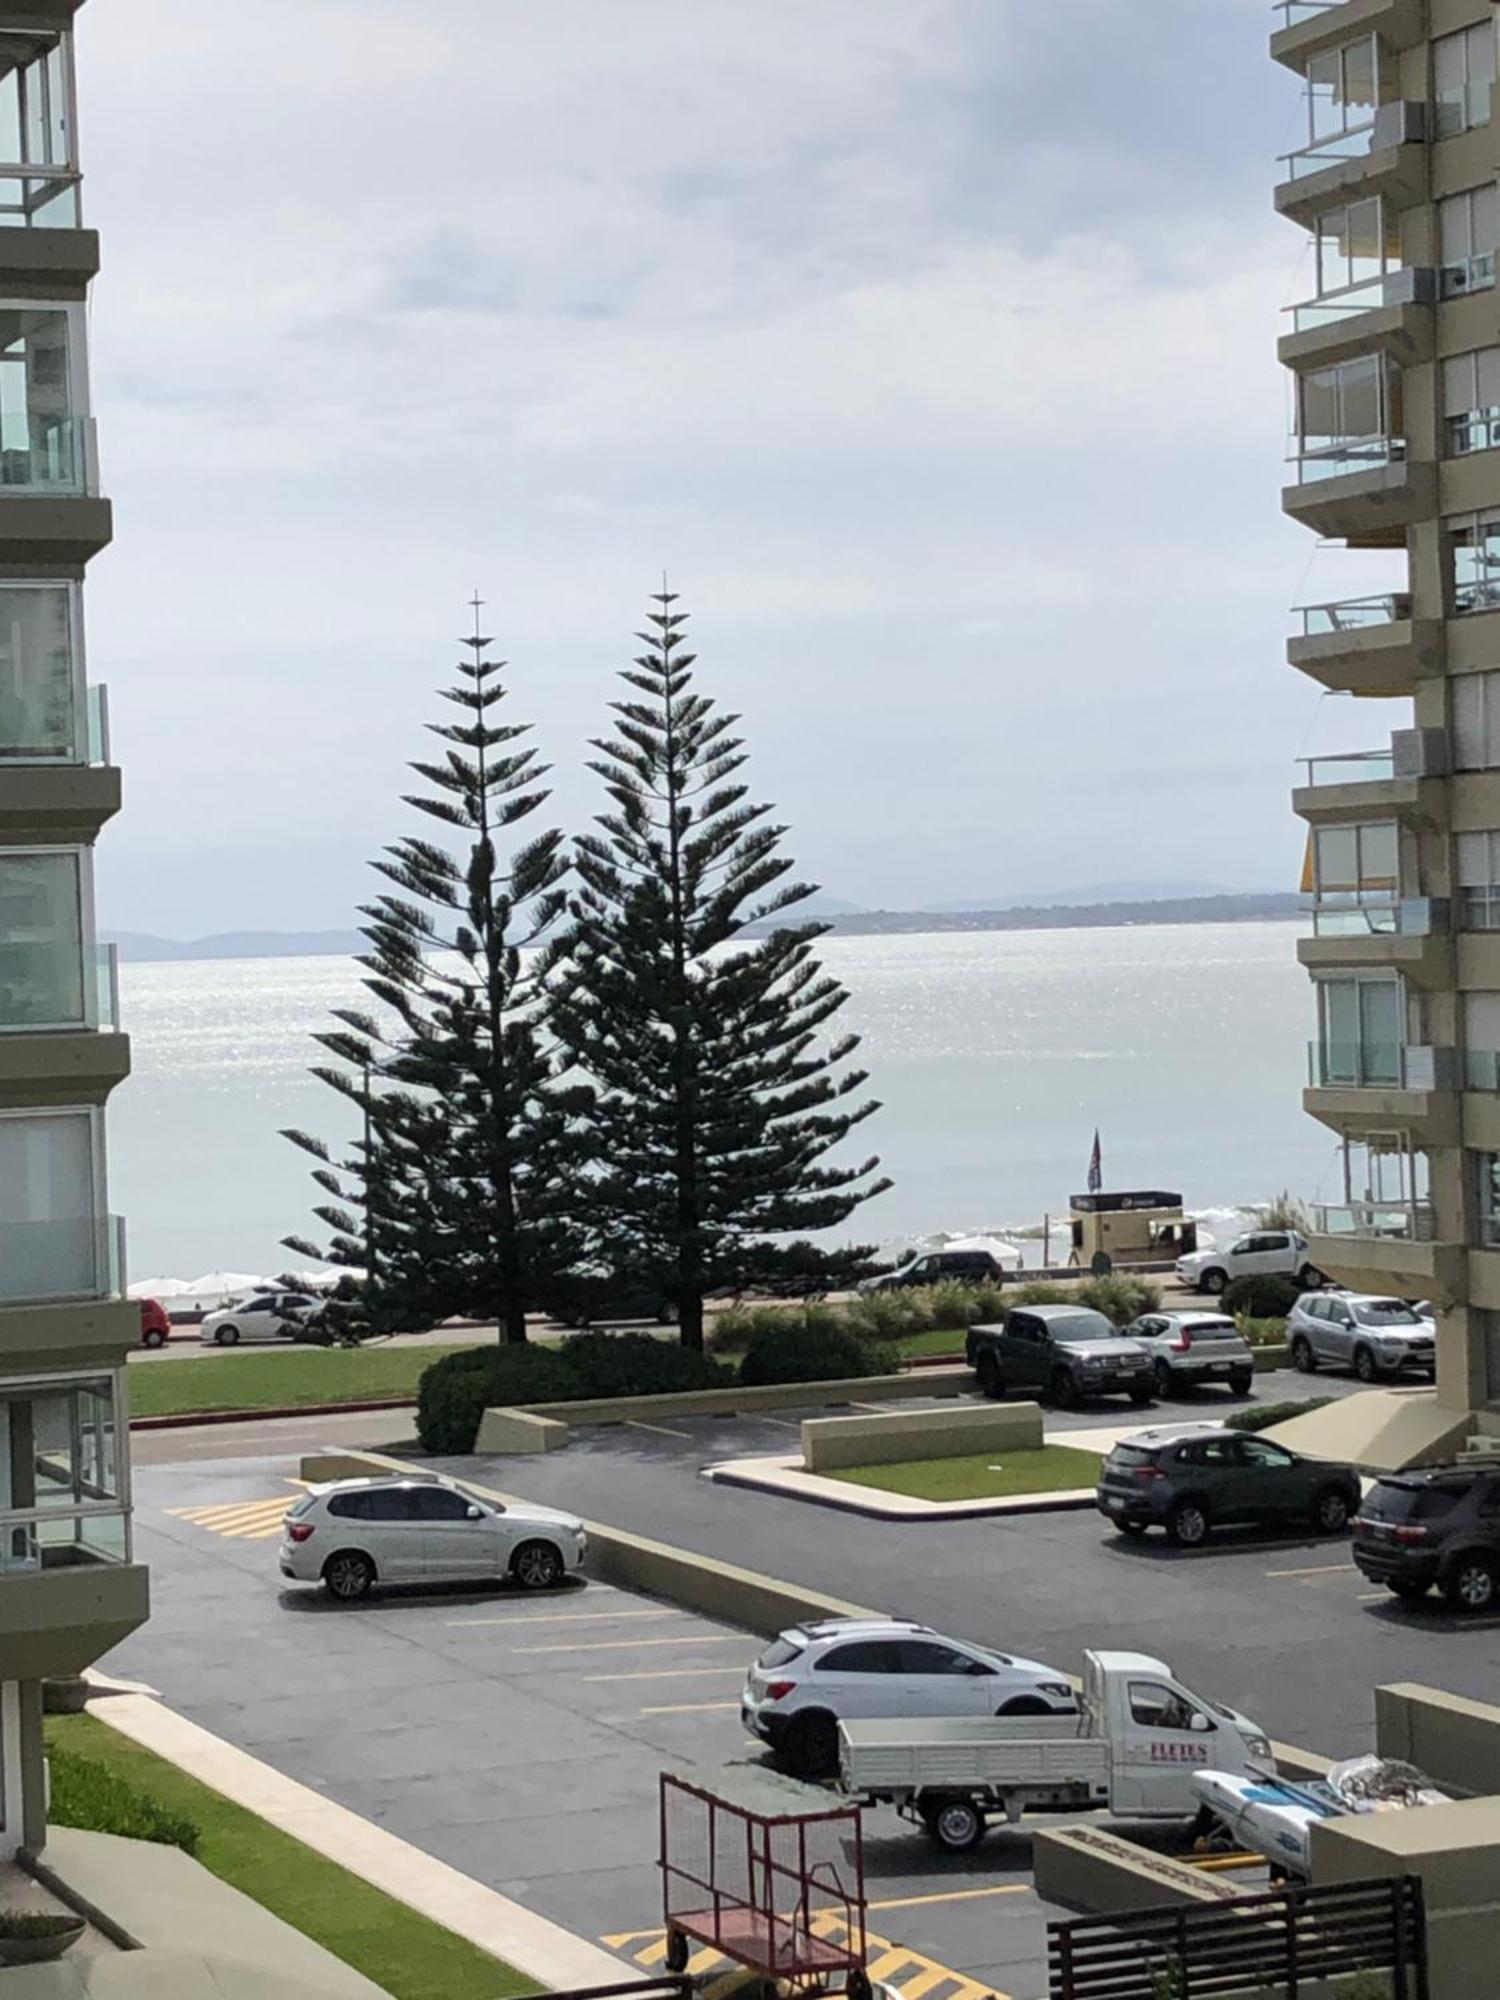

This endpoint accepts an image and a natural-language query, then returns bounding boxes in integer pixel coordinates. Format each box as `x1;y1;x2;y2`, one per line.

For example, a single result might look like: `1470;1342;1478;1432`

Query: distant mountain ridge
106;892;1299;962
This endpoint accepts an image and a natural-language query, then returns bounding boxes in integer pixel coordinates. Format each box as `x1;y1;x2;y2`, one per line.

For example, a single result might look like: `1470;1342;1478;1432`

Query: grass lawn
895;1327;971;1361
45;1714;539;2000
825;1443;1102;1502
125;1341;485;1420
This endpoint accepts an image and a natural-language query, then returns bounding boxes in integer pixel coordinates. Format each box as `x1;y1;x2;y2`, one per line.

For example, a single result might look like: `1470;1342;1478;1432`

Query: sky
76;0;1404;935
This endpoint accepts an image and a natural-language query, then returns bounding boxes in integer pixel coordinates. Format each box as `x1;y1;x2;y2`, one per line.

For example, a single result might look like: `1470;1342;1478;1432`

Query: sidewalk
92;1692;625;1991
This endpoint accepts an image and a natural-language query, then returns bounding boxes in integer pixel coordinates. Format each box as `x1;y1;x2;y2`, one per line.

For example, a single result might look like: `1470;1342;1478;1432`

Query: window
1313;197;1401;301
1315;976;1402;1085
899;1641;984;1676
0;1375;124;1572
0;584;80;763
1303;35;1380;149
0;30;79;228
1466;993;1500;1089
1128;1683;1208;1732
1459;832;1500;930
1310;821;1399;933
1453;513;1500;615
1236;1439;1295;1469
815;1643;901;1674
407;1486;474;1521
1297;355;1401;476
0;849;85;1028
0;1108;103;1303
1441;184;1499;296
757;1638;804;1670
1446;349;1500;457
1478;1153;1500;1247
0;305;85;491
1353;1301;1420;1326
1436;22;1496;137
1455;673;1500;768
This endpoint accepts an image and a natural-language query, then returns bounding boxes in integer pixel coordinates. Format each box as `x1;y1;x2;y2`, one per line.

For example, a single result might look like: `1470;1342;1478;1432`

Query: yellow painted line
638;1700;742;1715
512;1634;745;1656
624;1419;692;1439
886;1965;950;1998
1265;1562;1356;1579
176;1499;288;1525
447;1608;687;1628
1189;1852;1266;1872
586;1667;746;1682
602;1918;1008;2000
866;1884;1031;1912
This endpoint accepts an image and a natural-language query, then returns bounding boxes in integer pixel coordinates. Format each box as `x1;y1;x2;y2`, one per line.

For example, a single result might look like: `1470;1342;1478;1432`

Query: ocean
108;919;1335;1285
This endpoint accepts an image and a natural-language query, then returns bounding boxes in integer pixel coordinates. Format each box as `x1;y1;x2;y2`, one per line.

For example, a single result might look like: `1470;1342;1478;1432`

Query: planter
0;1916;85;1965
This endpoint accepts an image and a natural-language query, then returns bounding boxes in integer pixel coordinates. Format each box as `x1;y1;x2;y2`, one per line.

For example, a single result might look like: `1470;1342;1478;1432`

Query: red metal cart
660;1769;870;2000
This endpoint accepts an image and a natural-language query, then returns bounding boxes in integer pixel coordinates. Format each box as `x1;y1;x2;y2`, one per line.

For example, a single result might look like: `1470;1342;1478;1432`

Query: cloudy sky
77;0;1396;934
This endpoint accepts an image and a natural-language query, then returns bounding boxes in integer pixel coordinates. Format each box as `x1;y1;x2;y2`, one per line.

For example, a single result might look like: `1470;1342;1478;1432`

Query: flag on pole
1087;1129;1102;1194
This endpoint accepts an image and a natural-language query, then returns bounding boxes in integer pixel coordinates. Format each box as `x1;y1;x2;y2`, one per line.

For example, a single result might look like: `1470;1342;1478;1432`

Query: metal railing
1049;1874;1428;2000
1292;433;1405;485
1448;406;1500;457
1273;0;1343;19
1312;1197;1435;1240
1298;747;1395;786
1279;120;1379;182
1308;900;1399;935
1297;592;1409;637
1286;267;1431;333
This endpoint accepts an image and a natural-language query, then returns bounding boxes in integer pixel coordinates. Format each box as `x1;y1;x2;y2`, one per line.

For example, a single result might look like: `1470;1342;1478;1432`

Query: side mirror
1189;1711;1212;1733
465;1505;484;1521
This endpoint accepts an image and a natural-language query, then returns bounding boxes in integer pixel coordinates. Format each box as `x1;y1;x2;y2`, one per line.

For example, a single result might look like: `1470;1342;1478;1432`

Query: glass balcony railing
0;941;120;1033
0;1211;123;1306
1311;1197;1435;1240
1297;594;1409;638
1274;0;1343;21
1286;268;1433;334
1299;748;1396;786
1293;435;1406;484
93;941;119;1030
85;682;109;764
1308;901;1399;936
1280;122;1382;183
1307;1038;1406;1087
0;1506;128;1572
0;414;96;497
0;167;78;230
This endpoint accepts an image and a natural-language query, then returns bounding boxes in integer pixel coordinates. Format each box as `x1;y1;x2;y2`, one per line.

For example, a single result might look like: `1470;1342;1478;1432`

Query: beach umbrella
126;1276;193;1300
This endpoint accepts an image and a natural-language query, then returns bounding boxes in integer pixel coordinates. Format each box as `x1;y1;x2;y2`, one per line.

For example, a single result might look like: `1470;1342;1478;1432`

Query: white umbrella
181;1270;269;1304
939;1234;1025;1272
126;1276;194;1300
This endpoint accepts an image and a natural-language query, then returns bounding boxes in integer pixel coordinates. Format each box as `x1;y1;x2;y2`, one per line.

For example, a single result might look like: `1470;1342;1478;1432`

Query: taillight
1133;1466;1167;1483
287;1521;315;1543
764;1680;795;1701
1168;1336;1190;1353
1391;1524;1429;1544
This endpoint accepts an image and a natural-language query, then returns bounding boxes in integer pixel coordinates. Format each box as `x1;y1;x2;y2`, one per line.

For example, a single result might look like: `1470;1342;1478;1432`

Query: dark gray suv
966;1304;1154;1409
1096;1424;1361;1547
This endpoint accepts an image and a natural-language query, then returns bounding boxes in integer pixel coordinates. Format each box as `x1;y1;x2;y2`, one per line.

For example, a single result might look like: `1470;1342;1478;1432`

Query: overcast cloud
76;0;1387;933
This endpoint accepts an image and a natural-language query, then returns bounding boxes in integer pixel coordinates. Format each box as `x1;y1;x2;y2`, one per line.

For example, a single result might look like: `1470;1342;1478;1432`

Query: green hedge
1236;1315;1288;1349
48;1744;200;1853
417;1336;731;1453
1222;1273;1302;1319
738;1321;897;1387
1226;1397;1332;1434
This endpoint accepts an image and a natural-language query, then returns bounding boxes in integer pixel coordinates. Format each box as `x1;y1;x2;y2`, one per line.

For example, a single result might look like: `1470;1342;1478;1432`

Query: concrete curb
131;1397;415;1432
703;1453;1099;1520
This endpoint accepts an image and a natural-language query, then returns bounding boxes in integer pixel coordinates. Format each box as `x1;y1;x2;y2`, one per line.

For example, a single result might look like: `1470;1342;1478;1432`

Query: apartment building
0;0;147;1855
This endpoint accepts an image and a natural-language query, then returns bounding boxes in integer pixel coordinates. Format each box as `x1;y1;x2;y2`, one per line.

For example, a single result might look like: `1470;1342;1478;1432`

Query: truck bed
839;1715;1111;1797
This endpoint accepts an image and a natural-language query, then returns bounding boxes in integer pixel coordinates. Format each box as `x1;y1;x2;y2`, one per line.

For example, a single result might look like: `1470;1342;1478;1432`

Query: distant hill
923;879;1233;912
107;929;366;963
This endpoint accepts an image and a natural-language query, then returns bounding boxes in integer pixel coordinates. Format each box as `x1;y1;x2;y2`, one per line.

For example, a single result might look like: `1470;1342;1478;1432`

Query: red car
138;1298;171;1348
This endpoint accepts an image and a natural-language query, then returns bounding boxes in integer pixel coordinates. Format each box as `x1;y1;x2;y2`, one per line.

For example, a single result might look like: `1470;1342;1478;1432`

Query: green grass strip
894;1327;970;1361
825;1443;1102;1502
45;1715;539;2000
125;1342;488;1420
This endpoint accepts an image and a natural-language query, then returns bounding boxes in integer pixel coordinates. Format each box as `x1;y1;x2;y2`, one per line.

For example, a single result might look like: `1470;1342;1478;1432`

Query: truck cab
1084;1650;1270;1815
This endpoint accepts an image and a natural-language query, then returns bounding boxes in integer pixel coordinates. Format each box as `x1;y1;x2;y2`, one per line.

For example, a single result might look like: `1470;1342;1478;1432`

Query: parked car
200;1288;320;1346
1095;1423;1361;1547
740;1615;1077;1778
279;1476;587;1600
1123;1312;1255;1398
1286;1292;1436;1383
1175;1230;1323;1296
537;1267;677;1329
138;1298;172;1349
1353;1464;1500;1611
966;1304;1154;1409
859;1248;1009;1293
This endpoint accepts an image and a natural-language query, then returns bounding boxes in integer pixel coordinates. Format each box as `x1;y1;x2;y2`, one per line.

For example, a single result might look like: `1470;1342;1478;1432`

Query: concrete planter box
801;1401;1043;1471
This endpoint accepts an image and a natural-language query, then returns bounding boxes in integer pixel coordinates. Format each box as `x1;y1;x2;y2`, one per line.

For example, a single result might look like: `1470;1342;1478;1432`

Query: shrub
1009;1281;1069;1306
47;1746;199;1854
844;1289;929;1340
416;1344;579;1454
560;1332;730;1400
1253;1190;1313;1235
1222;1273;1302;1319
739;1321;898;1386
1236;1315;1288;1349
1076;1274;1161;1324
708;1302;841;1354
1226;1396;1333;1434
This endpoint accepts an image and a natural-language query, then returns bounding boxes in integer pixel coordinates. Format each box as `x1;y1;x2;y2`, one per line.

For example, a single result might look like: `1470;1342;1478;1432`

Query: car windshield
1353;1301;1421;1327
1048;1313;1117;1344
1364;1480;1466;1522
758;1636;804;1669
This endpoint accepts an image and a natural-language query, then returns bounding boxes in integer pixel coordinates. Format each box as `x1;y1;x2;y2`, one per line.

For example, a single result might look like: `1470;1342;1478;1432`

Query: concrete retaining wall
1376;1681;1500;1798
475;1408;568;1455
519;1366;973;1429
1033;1826;1238;1915
801;1400;1042;1471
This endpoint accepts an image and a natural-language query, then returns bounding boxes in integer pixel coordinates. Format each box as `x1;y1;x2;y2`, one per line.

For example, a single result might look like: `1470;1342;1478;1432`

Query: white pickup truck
837;1649;1274;1853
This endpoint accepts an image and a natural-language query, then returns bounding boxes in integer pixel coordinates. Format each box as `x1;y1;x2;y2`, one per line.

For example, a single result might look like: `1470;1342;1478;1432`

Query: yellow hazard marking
166;1497;293;1542
602;1911;1010;2000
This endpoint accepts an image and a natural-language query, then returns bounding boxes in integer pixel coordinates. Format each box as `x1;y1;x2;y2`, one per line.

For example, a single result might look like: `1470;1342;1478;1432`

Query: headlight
1037;1682;1075;1700
1245;1732;1273;1760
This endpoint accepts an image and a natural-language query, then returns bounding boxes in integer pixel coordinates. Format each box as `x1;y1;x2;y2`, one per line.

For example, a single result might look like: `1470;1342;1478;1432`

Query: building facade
0;0;146;1856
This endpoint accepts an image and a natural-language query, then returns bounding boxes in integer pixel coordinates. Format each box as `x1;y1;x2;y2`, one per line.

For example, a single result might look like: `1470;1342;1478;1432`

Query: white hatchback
279;1477;587;1600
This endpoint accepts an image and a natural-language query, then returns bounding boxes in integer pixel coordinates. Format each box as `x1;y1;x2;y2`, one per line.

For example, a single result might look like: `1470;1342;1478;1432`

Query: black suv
861;1249;1007;1294
1096;1424;1361;1547
966;1304;1154;1409
1353;1464;1500;1612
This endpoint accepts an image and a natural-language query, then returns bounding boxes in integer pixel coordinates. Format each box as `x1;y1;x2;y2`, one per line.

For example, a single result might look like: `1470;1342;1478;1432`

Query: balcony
1272;0;1427;74
0;1210;123;1308
1293;743;1445;828
1280;269;1435;371
1275;104;1428;228
1281;443;1433;544
1304;1039;1460;1141
1306;1197;1465;1294
1299;897;1453;983
1287;595;1439;696
0;1562;149;1680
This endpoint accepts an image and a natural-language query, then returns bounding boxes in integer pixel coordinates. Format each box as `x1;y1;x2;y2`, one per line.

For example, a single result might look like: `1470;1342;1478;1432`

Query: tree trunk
501;1296;528;1344
678;1293;705;1354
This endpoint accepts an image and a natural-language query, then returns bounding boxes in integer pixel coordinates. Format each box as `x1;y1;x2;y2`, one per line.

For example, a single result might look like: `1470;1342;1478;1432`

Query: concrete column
17;1678;45;1852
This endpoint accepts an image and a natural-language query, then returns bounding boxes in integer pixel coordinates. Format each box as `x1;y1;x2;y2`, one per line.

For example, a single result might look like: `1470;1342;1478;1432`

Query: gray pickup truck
965;1303;1155;1410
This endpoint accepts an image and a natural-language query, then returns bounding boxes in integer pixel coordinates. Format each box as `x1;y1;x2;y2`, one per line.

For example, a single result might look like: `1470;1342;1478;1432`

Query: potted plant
0;1913;86;1965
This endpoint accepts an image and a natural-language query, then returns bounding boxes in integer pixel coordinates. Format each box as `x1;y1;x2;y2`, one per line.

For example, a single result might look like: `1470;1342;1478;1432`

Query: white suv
280;1477;587;1599
1176;1230;1322;1297
741;1616;1076;1778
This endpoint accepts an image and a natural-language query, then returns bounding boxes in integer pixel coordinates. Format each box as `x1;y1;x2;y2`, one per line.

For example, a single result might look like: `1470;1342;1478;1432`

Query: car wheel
1202;1269;1227;1296
214;1323;240;1346
996;1696;1049;1716
1389;1578;1430;1602
142;1329;166;1349
1229;1369;1254;1396
1128;1381;1154;1407
511;1540;565;1591
1290;1335;1316;1375
923;1797;985;1854
322;1551;375;1601
1117;1520;1148;1539
783;1712;839;1781
1298;1265;1325;1290
975;1351;1004;1401
846;1973;873;2000
1446;1555;1500;1615
1312;1486;1352;1535
1049;1369;1078;1410
1353;1346;1377;1385
1153;1359;1175;1399
1167;1499;1210;1549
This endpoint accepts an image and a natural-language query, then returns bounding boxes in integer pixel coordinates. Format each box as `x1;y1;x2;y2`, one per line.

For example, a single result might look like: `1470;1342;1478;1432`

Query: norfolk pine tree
553;591;891;1351
283;604;579;1343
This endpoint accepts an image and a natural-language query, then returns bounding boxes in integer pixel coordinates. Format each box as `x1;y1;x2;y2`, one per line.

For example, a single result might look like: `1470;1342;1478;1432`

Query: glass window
0;849;84;1028
0;584;77;762
816;1642;901;1674
0;31;79;229
1314;198;1400;298
1445;348;1500;456
1317;977;1402;1085
1436;22;1496;138
1297;355;1399;477
408;1486;472;1521
1305;36;1380;145
1454;673;1500;768
1236;1439;1295;1469
1460;832;1500;931
1128;1682;1206;1731
1451;512;1500;614
1441;185;1499;296
757;1637;804;1669
0;1376;123;1573
0;306;80;491
1479;1154;1500;1247
0;1110;100;1303
899;1641;983;1676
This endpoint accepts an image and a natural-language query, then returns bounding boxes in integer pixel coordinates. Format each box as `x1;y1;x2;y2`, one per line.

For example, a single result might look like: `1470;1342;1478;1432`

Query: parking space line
866;1885;1030;1912
603;1916;1008;2000
513;1634;745;1655
638;1700;742;1715
754;1417;801;1431
1357;1590;1388;1603
447;1609;688;1628
625;1419;693;1439
1265;1562;1356;1579
585;1667;746;1682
